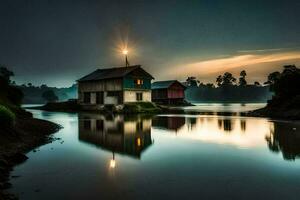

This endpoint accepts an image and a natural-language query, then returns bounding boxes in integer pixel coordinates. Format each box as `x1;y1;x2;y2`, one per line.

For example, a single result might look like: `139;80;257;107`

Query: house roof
77;65;154;82
151;80;186;89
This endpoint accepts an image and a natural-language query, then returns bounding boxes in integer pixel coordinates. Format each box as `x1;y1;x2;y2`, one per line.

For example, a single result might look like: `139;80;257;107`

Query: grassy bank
30;101;163;114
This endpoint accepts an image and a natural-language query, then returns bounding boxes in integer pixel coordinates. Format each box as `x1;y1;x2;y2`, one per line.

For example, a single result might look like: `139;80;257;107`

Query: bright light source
122;49;128;55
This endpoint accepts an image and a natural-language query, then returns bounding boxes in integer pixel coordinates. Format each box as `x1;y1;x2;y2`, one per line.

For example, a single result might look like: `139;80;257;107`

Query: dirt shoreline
0;117;60;200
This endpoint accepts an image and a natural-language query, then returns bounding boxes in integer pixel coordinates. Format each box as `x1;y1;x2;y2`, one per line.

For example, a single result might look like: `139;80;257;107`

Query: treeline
184;70;273;103
17;83;77;104
0;66;26;128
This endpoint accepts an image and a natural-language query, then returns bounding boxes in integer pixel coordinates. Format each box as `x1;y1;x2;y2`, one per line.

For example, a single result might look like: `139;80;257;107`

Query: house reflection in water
152;116;185;132
78;113;153;159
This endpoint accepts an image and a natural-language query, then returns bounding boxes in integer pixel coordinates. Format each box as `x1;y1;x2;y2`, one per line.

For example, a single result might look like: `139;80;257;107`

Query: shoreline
0;117;60;200
28;101;300;121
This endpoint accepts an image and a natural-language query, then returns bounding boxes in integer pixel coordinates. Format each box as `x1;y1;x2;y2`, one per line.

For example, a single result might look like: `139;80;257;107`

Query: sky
1;0;300;87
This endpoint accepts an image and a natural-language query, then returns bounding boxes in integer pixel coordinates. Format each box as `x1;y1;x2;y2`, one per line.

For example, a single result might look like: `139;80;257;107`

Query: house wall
78;79;123;106
167;88;184;99
123;90;151;102
104;92;119;105
123;68;152;90
167;82;185;99
78;79;122;92
123;77;151;90
152;89;168;100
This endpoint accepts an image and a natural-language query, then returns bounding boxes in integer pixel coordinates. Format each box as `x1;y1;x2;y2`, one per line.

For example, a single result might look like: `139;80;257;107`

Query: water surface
10;104;300;200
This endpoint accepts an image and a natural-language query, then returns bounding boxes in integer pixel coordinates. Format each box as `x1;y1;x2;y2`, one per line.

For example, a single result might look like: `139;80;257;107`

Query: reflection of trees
218;119;222;130
223;119;232;131
187;117;196;130
266;122;300;160
152;116;185;132
217;119;234;132
240;120;246;132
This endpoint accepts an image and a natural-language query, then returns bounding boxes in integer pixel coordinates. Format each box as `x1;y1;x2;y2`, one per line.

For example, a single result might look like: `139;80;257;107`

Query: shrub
123;103;140;113
7;86;24;106
123;102;161;113
0;104;16;127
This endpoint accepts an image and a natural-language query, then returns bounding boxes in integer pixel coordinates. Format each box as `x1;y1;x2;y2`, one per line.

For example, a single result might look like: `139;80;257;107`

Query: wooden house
77;65;154;109
151;80;186;104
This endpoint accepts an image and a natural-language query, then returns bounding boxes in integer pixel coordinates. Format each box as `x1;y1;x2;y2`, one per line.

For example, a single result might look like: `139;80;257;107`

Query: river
10;103;300;199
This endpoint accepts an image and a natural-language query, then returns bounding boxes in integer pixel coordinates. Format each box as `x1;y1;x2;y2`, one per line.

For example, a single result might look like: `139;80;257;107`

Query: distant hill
18;84;77;104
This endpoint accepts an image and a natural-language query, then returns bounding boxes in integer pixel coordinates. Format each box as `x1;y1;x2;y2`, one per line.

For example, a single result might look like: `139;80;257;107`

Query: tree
40;84;48;89
0;66;23;105
216;73;236;87
0;65;14;83
42;90;58;102
264;71;281;92
222;72;236;86
265;71;280;85
239;70;247;86
272;65;300;98
7;86;24;106
216;75;223;87
254;81;261;86
186;77;200;87
206;83;215;88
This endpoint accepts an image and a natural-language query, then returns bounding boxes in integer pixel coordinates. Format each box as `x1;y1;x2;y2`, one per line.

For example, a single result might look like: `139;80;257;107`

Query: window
83;119;91;130
96;92;104;104
96;120;104;131
107;91;119;96
136;92;143;101
83;92;91;103
135;79;143;85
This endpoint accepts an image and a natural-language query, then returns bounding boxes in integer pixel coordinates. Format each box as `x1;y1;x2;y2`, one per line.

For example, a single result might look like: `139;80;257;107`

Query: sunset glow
163;51;300;83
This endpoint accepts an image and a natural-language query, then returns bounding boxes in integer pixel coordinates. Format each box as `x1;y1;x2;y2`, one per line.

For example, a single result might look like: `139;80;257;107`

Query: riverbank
0;116;60;200
29;101;163;114
247;96;300;120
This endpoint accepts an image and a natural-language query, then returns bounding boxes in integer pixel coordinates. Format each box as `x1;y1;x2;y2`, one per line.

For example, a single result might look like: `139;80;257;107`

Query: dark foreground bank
247;95;300;120
0;116;60;200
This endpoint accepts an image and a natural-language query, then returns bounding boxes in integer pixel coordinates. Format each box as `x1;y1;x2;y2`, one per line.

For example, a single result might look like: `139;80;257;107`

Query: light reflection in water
109;152;116;169
78;113;300;161
153;115;273;148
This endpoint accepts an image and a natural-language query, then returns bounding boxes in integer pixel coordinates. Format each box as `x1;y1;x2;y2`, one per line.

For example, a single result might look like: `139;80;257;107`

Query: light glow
110;159;116;168
137;138;141;146
122;49;128;55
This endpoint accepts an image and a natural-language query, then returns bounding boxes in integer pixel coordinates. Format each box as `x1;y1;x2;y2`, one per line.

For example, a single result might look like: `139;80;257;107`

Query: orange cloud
162;51;300;83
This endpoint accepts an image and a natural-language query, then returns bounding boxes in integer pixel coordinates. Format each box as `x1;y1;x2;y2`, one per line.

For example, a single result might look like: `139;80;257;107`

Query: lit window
136;79;143;85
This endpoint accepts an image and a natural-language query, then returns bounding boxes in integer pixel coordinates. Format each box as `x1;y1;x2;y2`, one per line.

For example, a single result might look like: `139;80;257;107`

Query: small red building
151;80;186;104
